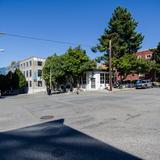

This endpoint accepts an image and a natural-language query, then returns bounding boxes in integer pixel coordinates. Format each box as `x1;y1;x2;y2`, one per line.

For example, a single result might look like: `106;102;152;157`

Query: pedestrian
47;87;51;95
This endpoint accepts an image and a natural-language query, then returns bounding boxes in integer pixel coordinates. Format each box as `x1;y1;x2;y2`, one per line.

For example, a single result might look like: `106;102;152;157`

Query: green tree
113;54;156;80
92;6;145;80
93;6;144;59
0;74;6;93
113;54;137;80
14;69;27;89
151;42;160;80
0;69;27;94
5;71;13;91
64;46;96;85
152;42;160;63
43;54;66;88
43;46;96;89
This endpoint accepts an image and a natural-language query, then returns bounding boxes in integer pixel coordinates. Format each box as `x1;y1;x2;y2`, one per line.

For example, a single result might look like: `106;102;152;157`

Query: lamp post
109;40;112;91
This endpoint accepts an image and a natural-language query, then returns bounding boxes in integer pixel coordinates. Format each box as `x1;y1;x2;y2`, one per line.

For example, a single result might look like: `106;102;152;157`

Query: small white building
81;70;110;91
19;57;46;94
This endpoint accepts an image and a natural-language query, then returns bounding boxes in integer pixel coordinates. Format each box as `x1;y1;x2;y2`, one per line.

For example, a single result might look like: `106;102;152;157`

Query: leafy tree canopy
42;54;66;86
64;46;96;77
150;42;160;80
14;68;27;89
43;46;96;87
113;54;156;80
0;69;27;94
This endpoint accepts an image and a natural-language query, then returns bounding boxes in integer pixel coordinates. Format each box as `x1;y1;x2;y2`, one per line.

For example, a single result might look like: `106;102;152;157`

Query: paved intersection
0;88;160;159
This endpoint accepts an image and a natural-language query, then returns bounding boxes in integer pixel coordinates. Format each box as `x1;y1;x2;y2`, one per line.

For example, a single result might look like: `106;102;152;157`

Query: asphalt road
0;119;141;160
0;88;160;159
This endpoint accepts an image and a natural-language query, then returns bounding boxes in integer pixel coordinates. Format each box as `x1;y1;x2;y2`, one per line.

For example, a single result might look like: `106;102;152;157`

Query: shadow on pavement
0;119;142;160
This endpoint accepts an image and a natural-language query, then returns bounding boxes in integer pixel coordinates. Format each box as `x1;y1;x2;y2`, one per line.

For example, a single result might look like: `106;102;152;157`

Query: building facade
19;57;46;94
136;50;153;60
80;70;110;91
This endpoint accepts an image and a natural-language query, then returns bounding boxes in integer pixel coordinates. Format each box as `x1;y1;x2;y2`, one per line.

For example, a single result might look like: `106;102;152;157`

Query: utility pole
109;40;112;91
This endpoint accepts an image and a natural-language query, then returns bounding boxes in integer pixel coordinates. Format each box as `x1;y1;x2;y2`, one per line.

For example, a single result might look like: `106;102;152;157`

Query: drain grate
40;115;54;120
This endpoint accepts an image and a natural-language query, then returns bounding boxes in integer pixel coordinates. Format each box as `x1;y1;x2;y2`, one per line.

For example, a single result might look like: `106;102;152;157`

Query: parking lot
0;88;160;159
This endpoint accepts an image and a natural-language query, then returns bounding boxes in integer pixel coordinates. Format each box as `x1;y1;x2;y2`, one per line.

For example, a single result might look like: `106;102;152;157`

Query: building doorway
91;78;96;88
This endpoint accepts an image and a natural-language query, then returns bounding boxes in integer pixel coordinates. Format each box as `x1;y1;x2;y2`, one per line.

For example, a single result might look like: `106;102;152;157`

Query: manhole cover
52;148;66;158
40;115;54;120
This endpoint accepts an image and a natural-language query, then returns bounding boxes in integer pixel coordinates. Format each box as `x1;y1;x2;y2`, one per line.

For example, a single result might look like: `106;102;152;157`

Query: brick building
116;50;154;81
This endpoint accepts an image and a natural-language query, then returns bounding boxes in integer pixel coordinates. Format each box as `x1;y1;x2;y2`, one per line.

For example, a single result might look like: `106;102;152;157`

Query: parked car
113;80;136;89
135;80;152;89
152;81;160;88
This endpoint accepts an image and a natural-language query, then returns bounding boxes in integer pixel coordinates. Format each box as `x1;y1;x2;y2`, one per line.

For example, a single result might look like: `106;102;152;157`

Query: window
29;61;32;66
29;70;32;77
38;81;42;87
29;81;32;87
91;78;96;88
38;70;42;77
26;62;28;67
23;63;25;67
23;71;25;77
26;70;28;77
105;74;109;83
37;61;42;66
146;54;152;59
100;73;105;84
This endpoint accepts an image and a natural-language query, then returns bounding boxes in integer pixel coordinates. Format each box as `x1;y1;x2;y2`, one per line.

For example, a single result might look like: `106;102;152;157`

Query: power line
0;32;92;48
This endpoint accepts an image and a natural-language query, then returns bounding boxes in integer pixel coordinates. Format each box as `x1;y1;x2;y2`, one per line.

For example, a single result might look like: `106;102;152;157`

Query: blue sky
0;0;160;67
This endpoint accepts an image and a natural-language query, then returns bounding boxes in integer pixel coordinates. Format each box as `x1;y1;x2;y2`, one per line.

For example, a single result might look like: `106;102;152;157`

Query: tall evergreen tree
93;6;144;59
0;74;6;93
5;71;13;91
